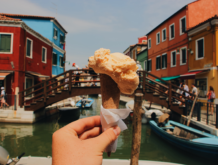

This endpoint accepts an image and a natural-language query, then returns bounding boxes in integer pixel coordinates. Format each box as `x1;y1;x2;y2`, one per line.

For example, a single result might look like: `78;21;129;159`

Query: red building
0;15;52;106
146;0;218;80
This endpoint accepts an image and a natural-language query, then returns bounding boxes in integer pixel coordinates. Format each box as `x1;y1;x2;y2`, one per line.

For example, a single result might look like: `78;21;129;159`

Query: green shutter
26;39;31;57
0;34;11;52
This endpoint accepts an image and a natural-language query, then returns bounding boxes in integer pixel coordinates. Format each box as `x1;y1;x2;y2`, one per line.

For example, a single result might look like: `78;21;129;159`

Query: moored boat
58;107;80;122
149;120;218;162
76;98;94;108
126;100;163;124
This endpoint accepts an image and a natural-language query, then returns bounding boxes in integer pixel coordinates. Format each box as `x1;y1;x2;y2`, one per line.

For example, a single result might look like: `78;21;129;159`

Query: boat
58;98;80;122
17;157;182;165
58;107;80;122
126;100;163;124
76;98;94;108
149;120;218;162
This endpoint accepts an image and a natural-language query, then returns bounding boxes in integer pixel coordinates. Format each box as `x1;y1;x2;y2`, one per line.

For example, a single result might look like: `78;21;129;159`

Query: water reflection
0;97;215;165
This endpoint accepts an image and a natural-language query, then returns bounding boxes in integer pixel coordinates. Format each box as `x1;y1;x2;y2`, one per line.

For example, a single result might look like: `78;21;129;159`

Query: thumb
93;126;121;152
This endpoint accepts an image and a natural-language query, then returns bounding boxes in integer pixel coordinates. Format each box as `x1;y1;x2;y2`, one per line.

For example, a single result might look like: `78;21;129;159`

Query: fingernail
113;126;121;136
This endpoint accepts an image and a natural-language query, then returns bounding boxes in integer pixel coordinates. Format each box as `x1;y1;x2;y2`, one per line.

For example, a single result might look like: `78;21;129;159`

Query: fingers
79;127;101;140
63;116;101;135
91;126;121;152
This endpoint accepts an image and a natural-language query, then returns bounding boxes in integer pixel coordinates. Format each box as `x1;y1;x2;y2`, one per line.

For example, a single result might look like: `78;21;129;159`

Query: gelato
88;48;139;94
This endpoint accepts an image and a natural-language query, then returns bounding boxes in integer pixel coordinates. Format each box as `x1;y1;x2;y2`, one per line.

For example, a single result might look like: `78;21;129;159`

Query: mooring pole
130;93;144;165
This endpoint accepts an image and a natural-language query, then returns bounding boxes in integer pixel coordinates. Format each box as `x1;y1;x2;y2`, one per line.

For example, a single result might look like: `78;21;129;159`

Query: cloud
0;0;111;33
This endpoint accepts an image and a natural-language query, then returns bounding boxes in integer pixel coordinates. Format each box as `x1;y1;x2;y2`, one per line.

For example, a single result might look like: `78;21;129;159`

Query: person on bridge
52;116;121;165
72;63;81;86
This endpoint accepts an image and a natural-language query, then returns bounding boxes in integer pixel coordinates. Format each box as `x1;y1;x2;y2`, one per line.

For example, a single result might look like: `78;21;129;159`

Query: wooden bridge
19;69;196;115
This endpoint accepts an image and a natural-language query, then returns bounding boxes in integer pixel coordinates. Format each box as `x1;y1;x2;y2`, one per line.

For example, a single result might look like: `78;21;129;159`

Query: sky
0;0;195;70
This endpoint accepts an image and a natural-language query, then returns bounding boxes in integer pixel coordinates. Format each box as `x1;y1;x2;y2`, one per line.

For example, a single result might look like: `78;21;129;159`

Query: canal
0;97;215;165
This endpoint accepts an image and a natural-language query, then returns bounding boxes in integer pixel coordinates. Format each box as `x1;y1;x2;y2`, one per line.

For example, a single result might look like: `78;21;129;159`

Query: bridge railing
138;70;196;106
19;69;196;111
19;69;100;107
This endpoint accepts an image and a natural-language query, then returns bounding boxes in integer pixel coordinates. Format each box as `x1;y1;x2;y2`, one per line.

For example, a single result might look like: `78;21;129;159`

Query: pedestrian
207;86;215;115
189;83;198;100
0;87;9;109
72;63;81;86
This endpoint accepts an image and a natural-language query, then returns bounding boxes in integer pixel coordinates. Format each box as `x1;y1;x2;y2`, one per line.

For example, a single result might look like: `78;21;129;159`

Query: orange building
146;0;218;83
185;16;218;100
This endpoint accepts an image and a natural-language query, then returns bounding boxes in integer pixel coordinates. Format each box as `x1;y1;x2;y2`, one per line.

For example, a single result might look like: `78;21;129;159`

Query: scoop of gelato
88;48;139;94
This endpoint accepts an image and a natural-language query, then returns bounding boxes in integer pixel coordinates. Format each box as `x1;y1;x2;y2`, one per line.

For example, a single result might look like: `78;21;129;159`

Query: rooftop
0;15;21;21
0;13;67;33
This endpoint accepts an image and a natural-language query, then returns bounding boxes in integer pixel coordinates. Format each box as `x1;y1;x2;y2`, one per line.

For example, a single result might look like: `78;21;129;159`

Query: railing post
14;95;17;110
20;92;24;108
69;70;72;92
207;103;209;125
197;102;201;121
216;105;218;128
44;81;47;103
143;71;145;93
168;81;171;105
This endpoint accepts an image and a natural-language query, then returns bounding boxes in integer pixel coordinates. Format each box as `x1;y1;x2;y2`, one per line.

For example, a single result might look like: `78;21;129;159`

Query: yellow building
185;16;218;101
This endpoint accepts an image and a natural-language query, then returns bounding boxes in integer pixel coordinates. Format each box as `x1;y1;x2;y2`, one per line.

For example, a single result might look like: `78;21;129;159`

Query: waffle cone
100;74;120;109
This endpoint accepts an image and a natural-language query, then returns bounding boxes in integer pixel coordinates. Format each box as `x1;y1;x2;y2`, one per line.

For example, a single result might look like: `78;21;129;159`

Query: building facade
186;16;218;99
0;16;53;106
0;13;67;76
146;0;218;80
123;36;147;63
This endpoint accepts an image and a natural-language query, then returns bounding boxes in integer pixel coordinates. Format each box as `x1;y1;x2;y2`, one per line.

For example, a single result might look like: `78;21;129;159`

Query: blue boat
76;98;94;108
149;120;218;162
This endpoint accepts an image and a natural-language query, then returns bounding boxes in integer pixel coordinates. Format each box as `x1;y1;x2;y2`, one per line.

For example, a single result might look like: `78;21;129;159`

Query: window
196;37;204;60
0;33;13;53
180;16;186;35
180;47;187;65
156;56;161;70
142;40;146;43
162;53;167;69
60;34;65;43
147;59;152;72
53;28;58;39
42;47;47;63
156;32;160;45
52;53;57;65
162;28;166;42
171;51;176;67
59;56;64;67
148;38;151;49
25;77;34;97
144;60;147;71
26;38;33;58
195;78;207;98
169;23;175;40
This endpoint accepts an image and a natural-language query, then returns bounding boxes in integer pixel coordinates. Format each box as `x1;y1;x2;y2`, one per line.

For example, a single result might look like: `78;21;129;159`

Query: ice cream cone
100;74;120;157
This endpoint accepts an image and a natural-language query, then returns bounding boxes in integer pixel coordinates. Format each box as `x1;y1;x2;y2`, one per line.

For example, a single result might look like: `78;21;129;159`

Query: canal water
0;97;215;165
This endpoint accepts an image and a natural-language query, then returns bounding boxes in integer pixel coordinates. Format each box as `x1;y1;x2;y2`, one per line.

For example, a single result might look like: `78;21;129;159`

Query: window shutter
198;40;204;58
26;40;31;57
166;55;167;68
171;25;174;38
150;60;152;71
156;58;158;69
182;18;186;33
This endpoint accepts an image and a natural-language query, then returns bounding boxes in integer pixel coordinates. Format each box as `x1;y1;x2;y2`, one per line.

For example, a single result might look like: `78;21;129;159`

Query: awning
0;73;11;80
155;75;180;82
26;71;50;80
180;71;203;79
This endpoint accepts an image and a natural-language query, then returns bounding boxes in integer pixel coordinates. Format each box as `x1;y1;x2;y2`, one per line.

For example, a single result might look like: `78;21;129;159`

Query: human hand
52;116;121;165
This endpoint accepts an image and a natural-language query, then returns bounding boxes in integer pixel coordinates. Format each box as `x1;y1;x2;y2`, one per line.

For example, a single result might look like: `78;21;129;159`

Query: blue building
1;13;67;76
